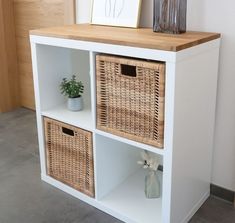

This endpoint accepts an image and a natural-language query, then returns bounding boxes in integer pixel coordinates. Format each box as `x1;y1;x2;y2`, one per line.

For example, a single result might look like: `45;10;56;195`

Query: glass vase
145;170;161;199
153;0;187;34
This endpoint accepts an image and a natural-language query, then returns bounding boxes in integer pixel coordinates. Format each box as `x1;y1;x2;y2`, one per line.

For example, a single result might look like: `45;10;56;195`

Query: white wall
76;0;235;191
195;0;235;192
76;0;92;24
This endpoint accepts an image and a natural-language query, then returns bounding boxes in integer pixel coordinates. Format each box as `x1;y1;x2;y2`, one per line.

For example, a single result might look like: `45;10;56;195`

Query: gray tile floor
0;108;234;223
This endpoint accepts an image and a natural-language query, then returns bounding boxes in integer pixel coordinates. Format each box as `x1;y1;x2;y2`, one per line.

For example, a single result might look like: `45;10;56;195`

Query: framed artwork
91;0;142;28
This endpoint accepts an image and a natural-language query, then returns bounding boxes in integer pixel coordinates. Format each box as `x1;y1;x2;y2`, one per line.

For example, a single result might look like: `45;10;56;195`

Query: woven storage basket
44;117;95;197
96;55;165;148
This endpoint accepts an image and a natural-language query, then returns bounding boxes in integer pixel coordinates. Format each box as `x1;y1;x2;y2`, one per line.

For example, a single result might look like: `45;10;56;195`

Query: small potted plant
60;75;84;111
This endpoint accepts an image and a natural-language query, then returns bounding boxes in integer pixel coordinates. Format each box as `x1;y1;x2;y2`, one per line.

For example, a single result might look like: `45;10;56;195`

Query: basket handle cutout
121;64;137;77
62;127;74;136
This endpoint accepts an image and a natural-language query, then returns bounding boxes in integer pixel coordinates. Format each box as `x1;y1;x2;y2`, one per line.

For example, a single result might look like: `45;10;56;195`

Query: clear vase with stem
145;170;161;199
138;150;161;199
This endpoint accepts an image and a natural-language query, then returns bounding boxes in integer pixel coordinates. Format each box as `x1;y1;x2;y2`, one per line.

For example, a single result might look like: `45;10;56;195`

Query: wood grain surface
13;0;76;109
0;0;20;112
30;24;221;52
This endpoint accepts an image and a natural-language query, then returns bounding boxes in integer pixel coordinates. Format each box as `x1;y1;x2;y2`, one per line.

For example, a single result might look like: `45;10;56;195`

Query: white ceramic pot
67;97;83;111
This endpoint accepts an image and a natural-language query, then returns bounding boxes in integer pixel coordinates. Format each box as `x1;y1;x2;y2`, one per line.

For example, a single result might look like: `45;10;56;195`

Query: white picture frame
91;0;142;28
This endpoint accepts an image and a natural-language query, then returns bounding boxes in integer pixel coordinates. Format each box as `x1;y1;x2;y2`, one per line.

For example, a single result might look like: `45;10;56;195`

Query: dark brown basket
44;117;95;197
96;55;165;148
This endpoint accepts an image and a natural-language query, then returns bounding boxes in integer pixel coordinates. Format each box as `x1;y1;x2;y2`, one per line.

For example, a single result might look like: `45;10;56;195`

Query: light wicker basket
44;117;95;197
96;55;165;148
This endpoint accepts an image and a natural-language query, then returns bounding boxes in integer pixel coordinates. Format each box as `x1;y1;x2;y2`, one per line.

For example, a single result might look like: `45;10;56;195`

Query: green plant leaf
60;75;84;98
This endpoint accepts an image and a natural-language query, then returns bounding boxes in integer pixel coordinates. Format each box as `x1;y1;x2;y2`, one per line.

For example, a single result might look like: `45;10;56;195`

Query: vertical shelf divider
90;51;99;199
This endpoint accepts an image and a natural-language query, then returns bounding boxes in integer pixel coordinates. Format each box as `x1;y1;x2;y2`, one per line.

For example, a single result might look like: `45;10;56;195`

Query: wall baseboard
210;184;235;204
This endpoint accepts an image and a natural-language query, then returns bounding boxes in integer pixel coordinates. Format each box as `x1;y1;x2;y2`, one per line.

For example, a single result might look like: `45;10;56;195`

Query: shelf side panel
170;43;220;223
30;43;47;175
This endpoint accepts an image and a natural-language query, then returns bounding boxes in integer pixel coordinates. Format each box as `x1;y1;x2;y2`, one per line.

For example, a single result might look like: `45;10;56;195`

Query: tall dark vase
153;0;187;34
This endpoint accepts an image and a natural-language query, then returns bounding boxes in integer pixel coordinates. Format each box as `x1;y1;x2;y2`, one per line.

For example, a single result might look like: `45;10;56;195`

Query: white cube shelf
30;24;220;223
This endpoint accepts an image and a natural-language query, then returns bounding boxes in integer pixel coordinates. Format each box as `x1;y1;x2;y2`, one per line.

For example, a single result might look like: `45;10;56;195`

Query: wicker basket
96;55;165;148
44;117;95;197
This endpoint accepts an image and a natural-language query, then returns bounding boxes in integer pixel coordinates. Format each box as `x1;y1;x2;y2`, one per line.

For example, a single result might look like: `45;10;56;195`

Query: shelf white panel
100;169;162;223
41;103;93;131
95;129;165;156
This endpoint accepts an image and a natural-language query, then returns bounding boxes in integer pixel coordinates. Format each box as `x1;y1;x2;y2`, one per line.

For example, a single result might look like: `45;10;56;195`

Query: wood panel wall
0;0;20;112
13;0;76;109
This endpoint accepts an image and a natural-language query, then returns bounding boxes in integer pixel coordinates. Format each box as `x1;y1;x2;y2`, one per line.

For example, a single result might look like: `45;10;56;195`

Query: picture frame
91;0;142;28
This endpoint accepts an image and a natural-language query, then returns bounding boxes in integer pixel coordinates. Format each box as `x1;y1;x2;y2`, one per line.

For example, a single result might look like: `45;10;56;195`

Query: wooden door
13;0;76;109
0;0;19;112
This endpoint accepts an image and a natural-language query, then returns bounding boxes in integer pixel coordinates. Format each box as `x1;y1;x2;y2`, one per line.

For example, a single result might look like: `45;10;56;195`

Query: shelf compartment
35;44;91;116
41;103;93;131
95;134;162;223
101;169;162;223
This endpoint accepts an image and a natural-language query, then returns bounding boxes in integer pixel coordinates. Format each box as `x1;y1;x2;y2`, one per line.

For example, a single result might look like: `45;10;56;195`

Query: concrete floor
0;108;234;223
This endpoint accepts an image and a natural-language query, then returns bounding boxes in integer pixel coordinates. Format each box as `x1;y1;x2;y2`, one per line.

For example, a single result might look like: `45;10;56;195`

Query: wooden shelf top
30;24;220;52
